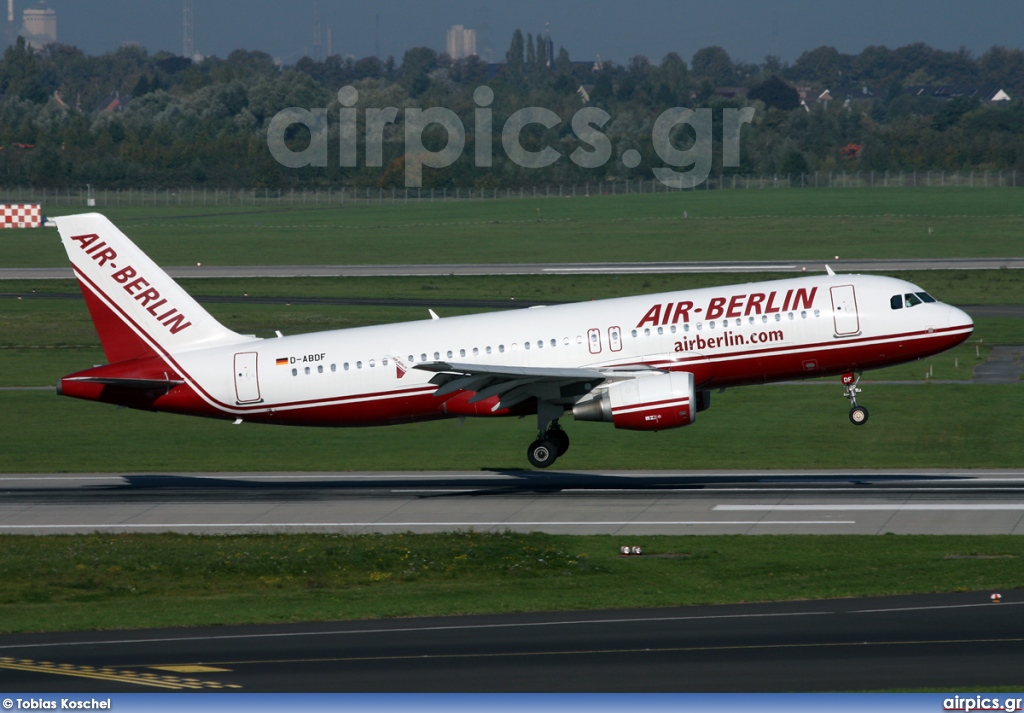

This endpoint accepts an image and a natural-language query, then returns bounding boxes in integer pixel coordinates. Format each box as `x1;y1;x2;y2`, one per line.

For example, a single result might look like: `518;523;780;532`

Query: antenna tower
183;0;193;58
313;0;321;61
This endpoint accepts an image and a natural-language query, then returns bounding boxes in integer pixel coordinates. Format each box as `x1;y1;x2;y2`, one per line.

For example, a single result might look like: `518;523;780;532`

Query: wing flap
415;361;609;409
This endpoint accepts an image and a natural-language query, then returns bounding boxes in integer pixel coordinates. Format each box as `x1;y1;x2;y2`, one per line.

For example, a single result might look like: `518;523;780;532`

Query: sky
17;0;1024;66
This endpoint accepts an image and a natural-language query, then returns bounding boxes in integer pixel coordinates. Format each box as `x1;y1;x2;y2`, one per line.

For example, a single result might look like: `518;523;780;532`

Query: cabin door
830;285;860;336
233;352;262;403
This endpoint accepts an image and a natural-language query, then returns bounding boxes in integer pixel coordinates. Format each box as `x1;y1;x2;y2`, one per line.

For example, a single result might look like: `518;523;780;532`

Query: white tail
54;213;252;363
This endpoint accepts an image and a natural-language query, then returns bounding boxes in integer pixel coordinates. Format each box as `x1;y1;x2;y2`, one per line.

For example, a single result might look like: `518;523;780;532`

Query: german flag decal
276;357;289;366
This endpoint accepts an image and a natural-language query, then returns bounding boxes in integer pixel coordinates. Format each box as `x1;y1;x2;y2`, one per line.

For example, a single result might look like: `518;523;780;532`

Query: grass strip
1;383;1021;472
3;188;1023;267
1;532;1021;634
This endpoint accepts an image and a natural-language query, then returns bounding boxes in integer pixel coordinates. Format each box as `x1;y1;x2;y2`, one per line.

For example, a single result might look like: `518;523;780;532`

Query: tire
527;439;558;468
546;429;570;456
849;405;869;425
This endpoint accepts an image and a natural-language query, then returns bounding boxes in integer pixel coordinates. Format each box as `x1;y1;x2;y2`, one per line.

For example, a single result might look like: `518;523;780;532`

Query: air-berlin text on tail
637;287;818;328
69;233;193;335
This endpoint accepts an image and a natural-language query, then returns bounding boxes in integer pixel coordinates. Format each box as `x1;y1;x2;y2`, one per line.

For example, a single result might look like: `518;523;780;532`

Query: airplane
53;213;974;468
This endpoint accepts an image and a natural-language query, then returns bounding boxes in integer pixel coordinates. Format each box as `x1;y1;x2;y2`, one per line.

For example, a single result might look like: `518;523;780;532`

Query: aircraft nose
948;305;974;332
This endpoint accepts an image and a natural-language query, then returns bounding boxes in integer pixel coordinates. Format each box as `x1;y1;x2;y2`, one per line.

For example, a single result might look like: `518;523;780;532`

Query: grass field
0;188;1021;637
2;382;1021;472
1;532;1022;634
0;187;1022;267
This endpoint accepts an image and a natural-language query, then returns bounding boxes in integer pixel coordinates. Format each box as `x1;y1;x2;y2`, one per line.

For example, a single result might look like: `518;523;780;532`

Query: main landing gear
842;371;869;425
527;401;570;469
527;424;570;469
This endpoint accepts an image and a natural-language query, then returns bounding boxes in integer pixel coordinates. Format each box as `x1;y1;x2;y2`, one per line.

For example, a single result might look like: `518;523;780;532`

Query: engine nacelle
572;371;696;431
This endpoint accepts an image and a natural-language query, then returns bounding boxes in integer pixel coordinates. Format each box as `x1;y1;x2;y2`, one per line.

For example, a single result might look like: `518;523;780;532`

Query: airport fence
1;169;1020;209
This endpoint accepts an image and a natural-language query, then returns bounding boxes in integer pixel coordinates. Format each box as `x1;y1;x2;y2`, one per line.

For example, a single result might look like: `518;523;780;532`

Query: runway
0;591;1021;691
3;469;1024;535
4;256;1024;280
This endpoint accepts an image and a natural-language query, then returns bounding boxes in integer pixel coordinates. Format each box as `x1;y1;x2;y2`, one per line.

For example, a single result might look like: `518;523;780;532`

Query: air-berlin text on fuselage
70;233;192;335
637;287;817;328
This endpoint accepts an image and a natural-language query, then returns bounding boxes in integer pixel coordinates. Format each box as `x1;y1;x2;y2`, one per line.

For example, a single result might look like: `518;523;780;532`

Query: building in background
446;24;476;59
20;5;56;49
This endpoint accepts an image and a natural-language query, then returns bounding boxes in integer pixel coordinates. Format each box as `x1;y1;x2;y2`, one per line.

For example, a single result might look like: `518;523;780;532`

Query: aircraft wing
414;361;640;412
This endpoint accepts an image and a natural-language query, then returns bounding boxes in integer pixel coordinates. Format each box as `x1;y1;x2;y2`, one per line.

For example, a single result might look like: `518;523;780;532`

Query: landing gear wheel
546;428;570;456
849;405;869;425
527;439;559;469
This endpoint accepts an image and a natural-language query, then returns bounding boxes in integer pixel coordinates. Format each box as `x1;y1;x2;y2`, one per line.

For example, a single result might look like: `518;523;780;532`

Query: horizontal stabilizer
64;376;185;389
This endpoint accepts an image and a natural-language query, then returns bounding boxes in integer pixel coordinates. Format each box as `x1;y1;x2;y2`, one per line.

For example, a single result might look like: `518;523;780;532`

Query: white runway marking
0;610;836;651
543;265;797;273
0;520;857;530
717;504;1024;511
3;599;1018;653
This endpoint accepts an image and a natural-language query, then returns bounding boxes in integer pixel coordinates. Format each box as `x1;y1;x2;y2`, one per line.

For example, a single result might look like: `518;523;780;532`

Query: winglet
825;265;836;276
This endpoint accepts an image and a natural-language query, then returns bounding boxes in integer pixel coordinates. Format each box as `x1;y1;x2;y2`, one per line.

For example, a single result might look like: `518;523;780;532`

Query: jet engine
572;371;697;431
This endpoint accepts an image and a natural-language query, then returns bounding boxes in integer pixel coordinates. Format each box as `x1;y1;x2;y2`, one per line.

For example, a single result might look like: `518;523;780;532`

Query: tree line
0;33;1022;189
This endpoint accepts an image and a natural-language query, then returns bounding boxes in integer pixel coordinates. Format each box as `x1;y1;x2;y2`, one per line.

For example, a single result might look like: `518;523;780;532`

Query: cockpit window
916;292;937;303
904;293;923;307
890;295;903;310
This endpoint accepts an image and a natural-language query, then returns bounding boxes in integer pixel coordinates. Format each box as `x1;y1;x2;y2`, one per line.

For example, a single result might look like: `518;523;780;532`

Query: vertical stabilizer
54;213;252;363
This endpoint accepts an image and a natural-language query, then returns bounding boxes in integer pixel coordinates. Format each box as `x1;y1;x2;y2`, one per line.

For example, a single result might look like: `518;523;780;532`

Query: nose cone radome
948;305;974;332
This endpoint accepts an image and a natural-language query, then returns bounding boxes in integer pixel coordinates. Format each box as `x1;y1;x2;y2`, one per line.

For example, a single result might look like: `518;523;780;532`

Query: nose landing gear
842;371;869;425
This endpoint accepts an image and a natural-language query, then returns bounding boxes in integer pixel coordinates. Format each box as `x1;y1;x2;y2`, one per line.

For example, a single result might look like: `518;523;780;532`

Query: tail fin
54;213;251;363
